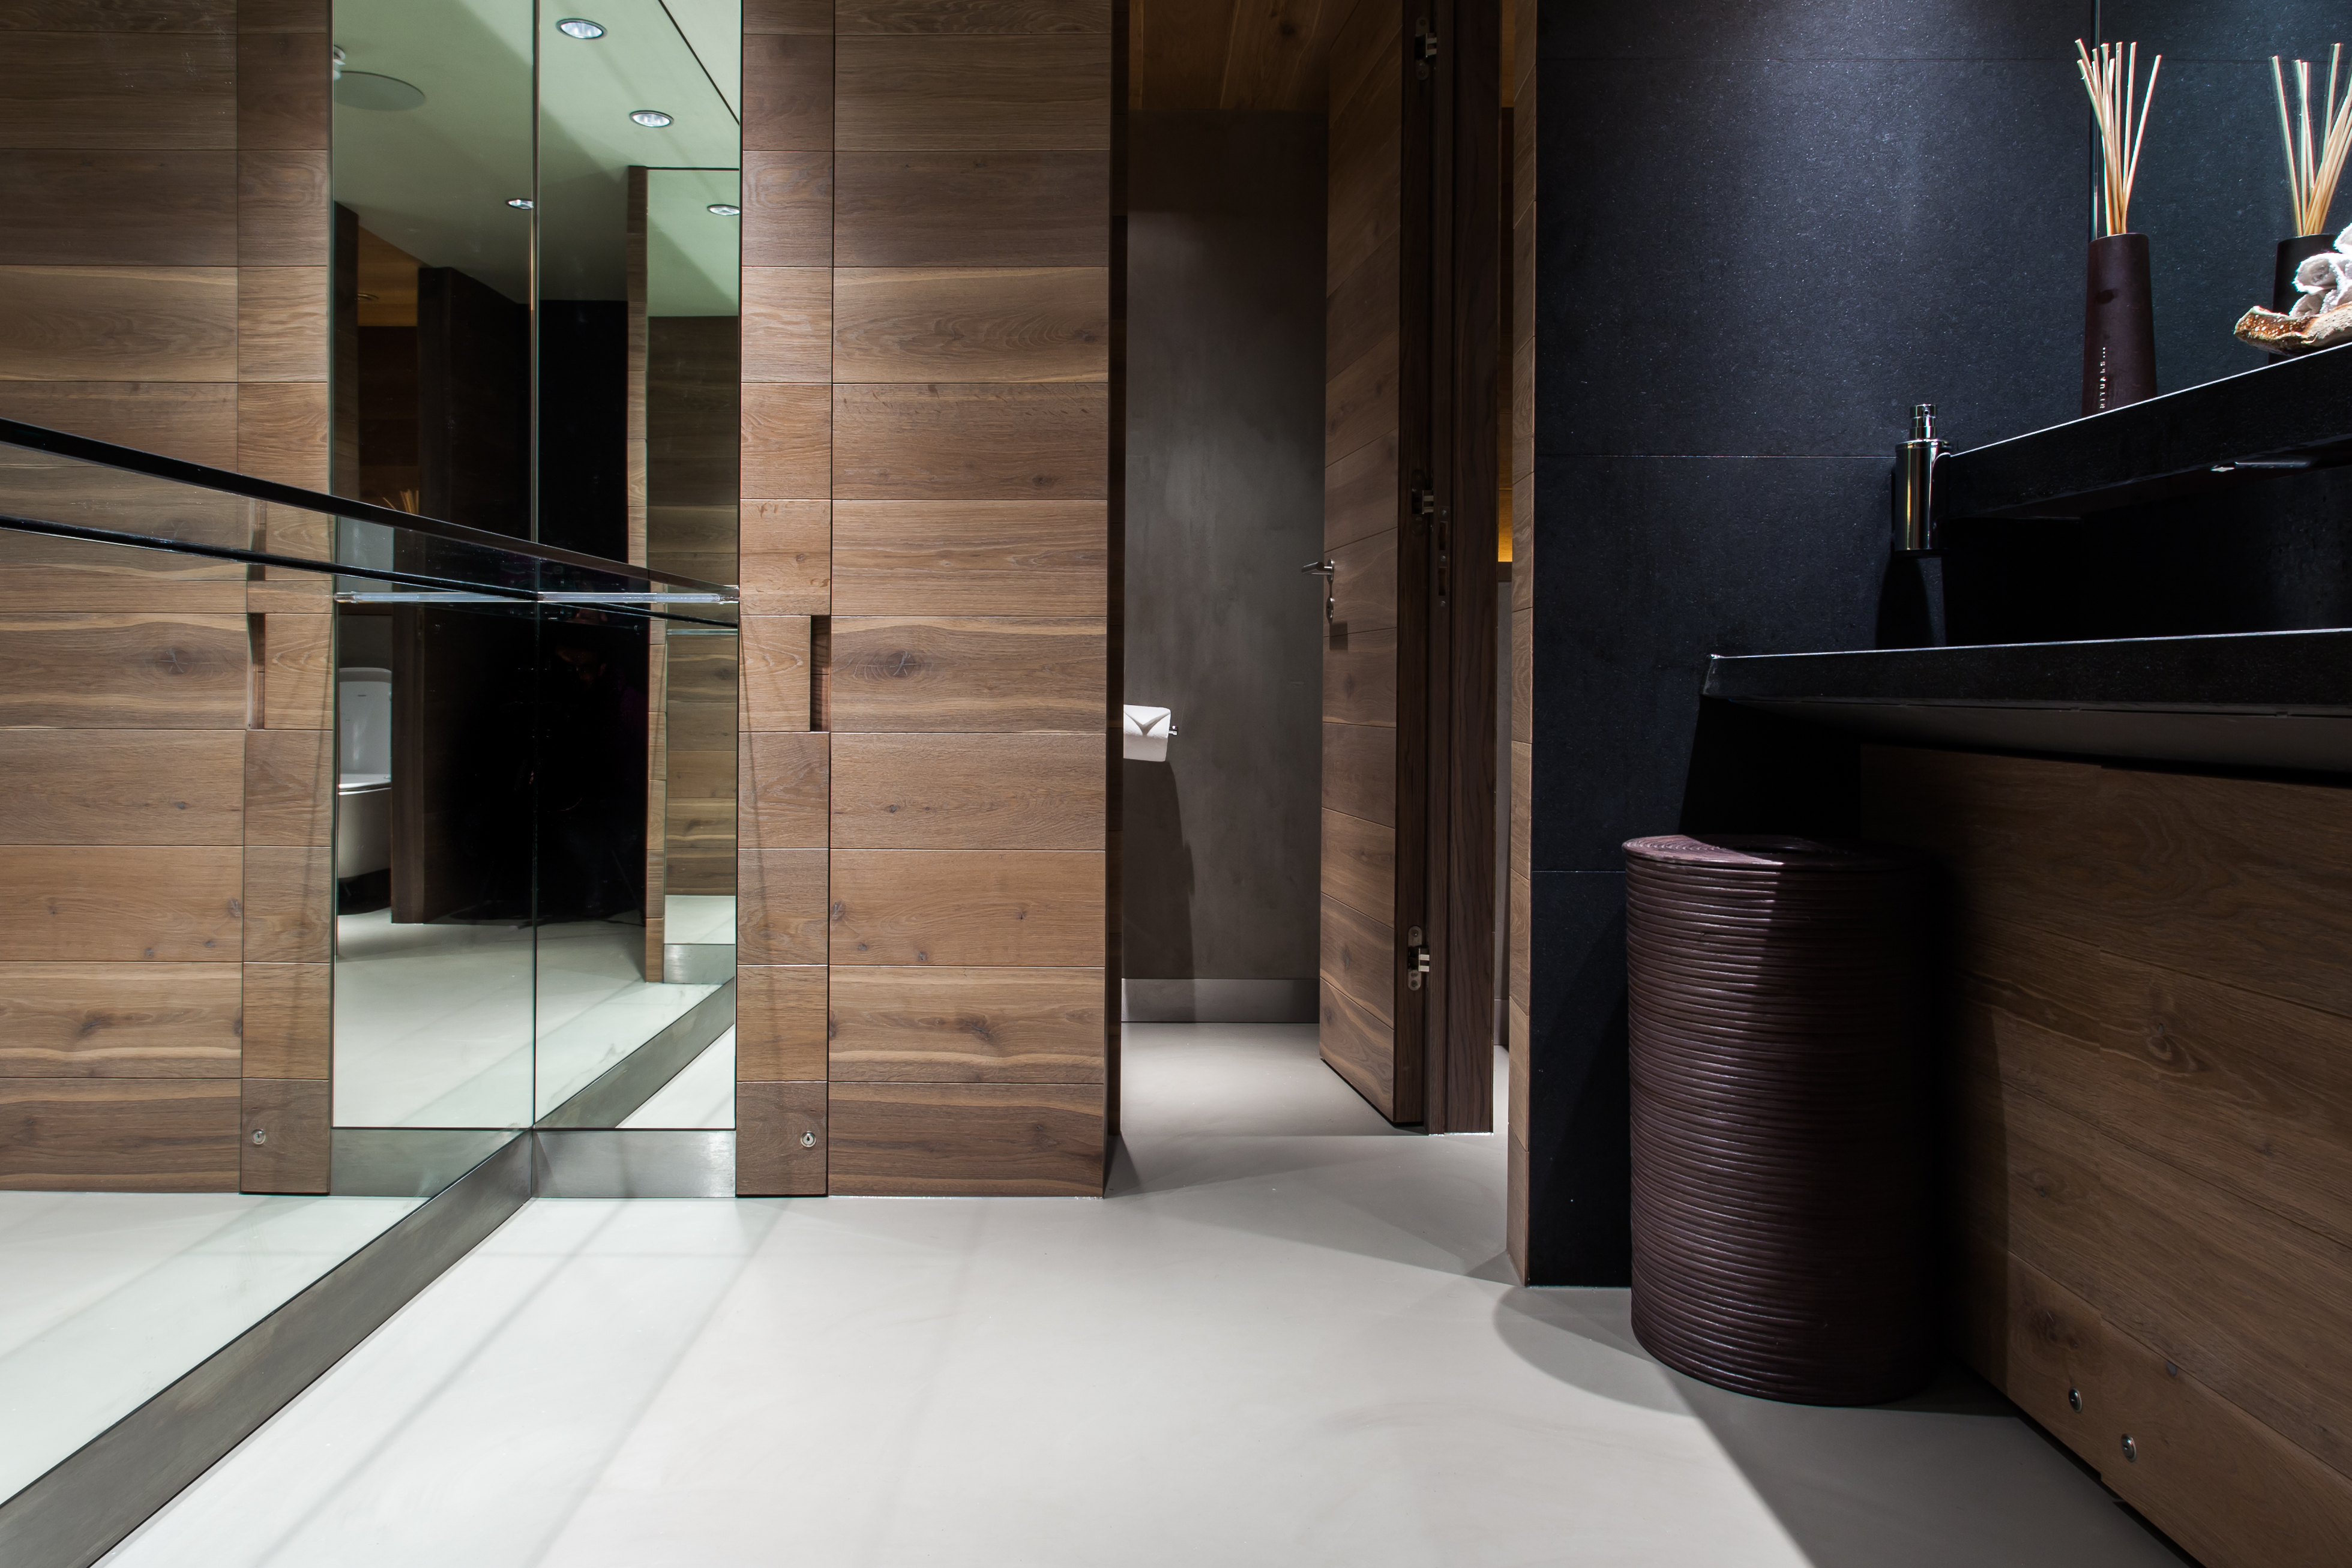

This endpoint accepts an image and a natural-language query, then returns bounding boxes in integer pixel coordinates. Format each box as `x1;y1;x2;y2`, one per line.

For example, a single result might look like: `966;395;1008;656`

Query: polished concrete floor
0;1192;418;1504
105;1026;2178;1567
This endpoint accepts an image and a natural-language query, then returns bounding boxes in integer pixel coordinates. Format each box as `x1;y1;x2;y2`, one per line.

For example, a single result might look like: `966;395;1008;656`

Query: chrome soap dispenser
1892;403;1945;555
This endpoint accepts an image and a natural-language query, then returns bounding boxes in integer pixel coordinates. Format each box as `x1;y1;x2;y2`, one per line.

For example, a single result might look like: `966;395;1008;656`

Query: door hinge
1413;19;1438;77
1406;925;1433;990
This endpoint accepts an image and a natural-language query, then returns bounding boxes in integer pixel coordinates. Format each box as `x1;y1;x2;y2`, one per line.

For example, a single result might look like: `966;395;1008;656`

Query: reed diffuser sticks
2077;39;2161;238
2272;45;2352;236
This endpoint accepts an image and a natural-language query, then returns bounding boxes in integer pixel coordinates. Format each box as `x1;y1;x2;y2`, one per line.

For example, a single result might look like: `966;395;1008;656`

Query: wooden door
1320;0;1497;1132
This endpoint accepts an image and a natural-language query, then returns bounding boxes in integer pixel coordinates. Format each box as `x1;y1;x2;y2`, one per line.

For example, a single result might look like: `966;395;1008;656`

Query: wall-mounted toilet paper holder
1123;704;1178;762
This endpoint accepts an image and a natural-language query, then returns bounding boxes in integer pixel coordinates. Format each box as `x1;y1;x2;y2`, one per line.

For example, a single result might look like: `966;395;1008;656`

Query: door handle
1301;557;1335;621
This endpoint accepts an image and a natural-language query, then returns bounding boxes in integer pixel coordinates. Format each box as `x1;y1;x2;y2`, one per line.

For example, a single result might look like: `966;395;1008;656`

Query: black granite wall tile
1521;870;1632;1285
1537;0;2078;64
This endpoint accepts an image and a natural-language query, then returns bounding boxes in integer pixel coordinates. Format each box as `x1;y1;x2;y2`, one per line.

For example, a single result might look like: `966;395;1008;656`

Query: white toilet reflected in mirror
337;667;392;882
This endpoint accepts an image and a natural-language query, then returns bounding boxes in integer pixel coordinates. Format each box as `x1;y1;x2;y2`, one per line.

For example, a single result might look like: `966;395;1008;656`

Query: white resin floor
617;1028;736;1129
333;895;731;1127
105;1026;2177;1567
0;1192;418;1503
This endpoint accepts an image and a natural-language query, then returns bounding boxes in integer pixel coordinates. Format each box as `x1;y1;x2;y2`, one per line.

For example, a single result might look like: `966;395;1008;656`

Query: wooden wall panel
828;966;1104;1081
0;730;244;844
0;1080;241;1191
0;613;248;727
0;846;243;962
829;732;1104;849
1866;745;2352;1565
1320;807;1394;925
831;500;1105;614
826;1080;1102;1195
829;850;1104;966
238;1075;326;1192
239;961;329;1078
0;963;242;1078
739;0;1113;1195
1505;0;1536;1278
826;616;1103;730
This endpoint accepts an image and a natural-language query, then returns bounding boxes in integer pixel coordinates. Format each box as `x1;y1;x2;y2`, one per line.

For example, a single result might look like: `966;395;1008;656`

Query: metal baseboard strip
0;1132;534;1568
534;1129;736;1197
535;979;736;1131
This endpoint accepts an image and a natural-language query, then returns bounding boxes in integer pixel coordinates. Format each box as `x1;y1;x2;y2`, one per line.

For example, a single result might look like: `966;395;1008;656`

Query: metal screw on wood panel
801;1131;816;1148
251;1128;267;1145
2120;1435;2138;1462
2067;1387;2082;1413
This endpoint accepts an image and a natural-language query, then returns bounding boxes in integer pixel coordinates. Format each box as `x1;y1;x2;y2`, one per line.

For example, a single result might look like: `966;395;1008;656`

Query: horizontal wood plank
237;149;329;268
0;729;243;844
738;965;828;1080
241;960;328;1078
744;32;834;152
741;498;832;613
737;1078;826;1194
830;731;1104;848
1318;976;1394;1121
834;151;1108;267
741;729;828;848
0;34;234;149
742;150;835;269
828;966;1104;1081
837;0;1109;32
832;382;1106;500
832;267;1108;383
0;149;235;266
739;848;829;964
239;1076;326;1192
742;266;833;382
742;614;813;731
0;962;241;1077
1320;807;1394;925
260;610;331;729
741;382;832;499
1322;719;1395;826
0;1077;239;1190
0;611;247;727
831;500;1105;614
1323;622;1395;727
835;36;1110;151
242;843;328;963
1324;429;1395;551
830;849;1103;965
1328;527;1396;635
828;616;1104;731
1323;329;1397;467
244;726;331;846
826;1080;1102;1195
1319;891;1394;1026
0;263;235;379
0;846;241;961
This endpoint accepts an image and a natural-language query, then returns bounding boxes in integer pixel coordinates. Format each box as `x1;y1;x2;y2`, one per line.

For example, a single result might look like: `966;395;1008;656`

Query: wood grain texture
1510;601;1532;740
832;268;1107;383
834;152;1109;267
0;1078;238;1191
1326;240;1400;390
745;0;834;31
829;849;1104;965
1126;0;1233;110
234;29;326;150
738;965;828;1080
0;33;233;149
244;725;331;846
742;382;832;498
830;731;1104;848
742;614;813;731
741;499;832;613
1509;868;1530;1011
741;729;829;848
831;500;1105;614
835;36;1110;151
238;149;329;267
1325;38;1400;289
1319;890;1393;1026
0;528;248;619
1324;428;1395;551
241;960;328;1079
260;611;331;729
831;383;1107;500
737;1079;826;1194
1128;0;1347;112
239;1077;326;1193
744;150;835;269
237;0;328;33
744;33;834;152
0;2;235;29
838;0;1108;32
0;149;235;266
827;616;1104;731
0;962;240;1077
742;267;833;382
827;966;1104;1081
242;843;328;964
1323;328;1397;466
0;264;235;380
1322;719;1394;827
0;729;242;844
1322;622;1395;727
1319;975;1394;1120
740;849;830;964
1965;1237;2352;1568
0;380;237;466
235;379;329;488
0;846;241;961
826;1080;1102;1195
235;265;327;380
1320;806;1394;925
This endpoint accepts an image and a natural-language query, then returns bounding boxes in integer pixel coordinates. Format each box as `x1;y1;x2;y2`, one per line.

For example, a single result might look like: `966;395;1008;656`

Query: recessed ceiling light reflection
507;197;535;209
708;203;741;215
557;17;606;38
630;109;674;128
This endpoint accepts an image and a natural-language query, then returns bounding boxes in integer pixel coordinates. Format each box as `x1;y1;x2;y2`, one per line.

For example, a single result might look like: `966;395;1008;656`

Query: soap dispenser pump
1892;403;1944;556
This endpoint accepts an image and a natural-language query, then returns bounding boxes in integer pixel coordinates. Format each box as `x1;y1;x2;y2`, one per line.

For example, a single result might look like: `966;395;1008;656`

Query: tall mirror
327;0;741;1150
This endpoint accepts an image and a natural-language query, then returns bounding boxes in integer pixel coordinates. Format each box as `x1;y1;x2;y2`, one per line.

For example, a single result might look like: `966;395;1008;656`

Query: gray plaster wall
1123;111;1326;985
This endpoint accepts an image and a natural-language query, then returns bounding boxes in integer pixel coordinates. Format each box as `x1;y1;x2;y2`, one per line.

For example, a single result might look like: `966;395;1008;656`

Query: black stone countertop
1935;342;2352;520
1706;630;2352;775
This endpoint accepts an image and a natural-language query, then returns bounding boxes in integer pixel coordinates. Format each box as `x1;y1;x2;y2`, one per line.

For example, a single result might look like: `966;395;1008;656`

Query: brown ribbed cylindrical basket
1625;835;1934;1405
